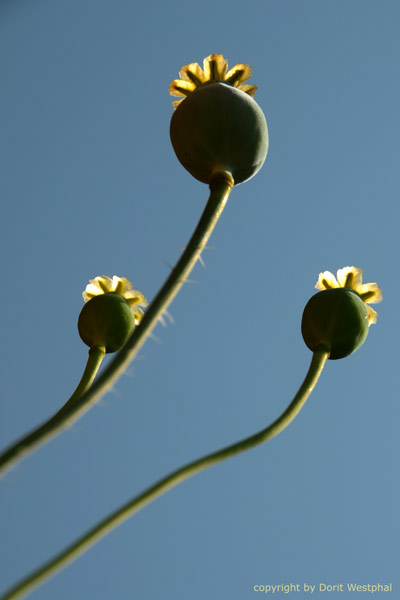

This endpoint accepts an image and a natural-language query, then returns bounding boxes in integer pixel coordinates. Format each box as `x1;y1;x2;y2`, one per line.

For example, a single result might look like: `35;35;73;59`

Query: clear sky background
1;1;399;599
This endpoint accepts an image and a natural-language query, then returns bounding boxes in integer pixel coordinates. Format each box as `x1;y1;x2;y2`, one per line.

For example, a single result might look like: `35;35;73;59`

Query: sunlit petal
95;276;114;293
336;266;363;289
82;290;98;302
125;290;148;306
315;271;338;290
366;305;379;325
169;79;196;98
203;54;228;80
225;63;252;86
180;63;207;86
238;83;258;97
357;282;383;304
113;276;132;295
84;283;103;297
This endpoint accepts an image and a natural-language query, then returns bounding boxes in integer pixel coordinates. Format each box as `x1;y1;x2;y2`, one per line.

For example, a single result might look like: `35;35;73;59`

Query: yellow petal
336;266;363;289
203;54;228;81
84;283;102;297
169;79;196;98
179;62;207;86
133;307;145;325
86;276;103;289
113;279;124;294
356;282;383;304
225;63;252;86
238;83;258;97
366;305;379;325
82;289;99;302
125;290;148;306
112;276;132;295
99;276;115;293
315;271;338;290
83;276;113;302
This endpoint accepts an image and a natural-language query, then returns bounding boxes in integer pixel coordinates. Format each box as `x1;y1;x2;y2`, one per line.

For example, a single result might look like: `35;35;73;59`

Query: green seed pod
170;82;268;185
301;289;369;360
78;292;136;353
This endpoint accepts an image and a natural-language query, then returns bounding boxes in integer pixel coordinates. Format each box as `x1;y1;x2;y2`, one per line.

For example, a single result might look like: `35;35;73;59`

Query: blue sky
1;1;399;599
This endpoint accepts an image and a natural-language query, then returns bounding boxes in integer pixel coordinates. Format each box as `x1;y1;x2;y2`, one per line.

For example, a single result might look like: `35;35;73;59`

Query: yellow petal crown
315;266;382;325
83;275;148;325
169;53;258;109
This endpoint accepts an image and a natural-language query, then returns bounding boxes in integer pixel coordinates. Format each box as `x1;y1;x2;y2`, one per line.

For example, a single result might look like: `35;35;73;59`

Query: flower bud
301;289;369;360
78;293;136;353
170;81;268;184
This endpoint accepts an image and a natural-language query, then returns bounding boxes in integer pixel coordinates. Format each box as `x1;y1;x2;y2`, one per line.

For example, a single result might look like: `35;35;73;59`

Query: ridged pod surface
301;289;369;360
170;82;268;184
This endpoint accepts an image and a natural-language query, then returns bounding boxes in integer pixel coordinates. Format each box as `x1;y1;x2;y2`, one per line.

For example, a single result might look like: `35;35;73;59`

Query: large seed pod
301;289;369;360
170;82;268;185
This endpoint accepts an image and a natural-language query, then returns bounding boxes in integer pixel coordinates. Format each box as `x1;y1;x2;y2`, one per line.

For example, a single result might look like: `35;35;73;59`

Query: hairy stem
0;346;106;476
0;172;234;477
1;349;328;600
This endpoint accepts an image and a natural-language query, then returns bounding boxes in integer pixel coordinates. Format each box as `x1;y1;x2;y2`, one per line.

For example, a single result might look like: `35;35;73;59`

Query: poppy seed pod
170;81;268;184
169;54;268;185
78;293;136;353
301;289;369;360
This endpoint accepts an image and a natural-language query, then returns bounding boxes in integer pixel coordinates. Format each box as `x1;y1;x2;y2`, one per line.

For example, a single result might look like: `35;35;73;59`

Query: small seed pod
78;292;136;353
170;82;268;185
301;289;369;360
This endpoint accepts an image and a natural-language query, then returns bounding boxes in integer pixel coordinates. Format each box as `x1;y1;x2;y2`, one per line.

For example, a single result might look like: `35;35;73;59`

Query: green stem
0;171;234;477
57;347;106;415
0;346;106;476
0;349;328;600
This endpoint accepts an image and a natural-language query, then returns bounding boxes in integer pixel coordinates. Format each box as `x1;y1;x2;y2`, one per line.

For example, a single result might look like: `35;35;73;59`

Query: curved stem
0;346;106;476
0;172;234;477
0;349;328;600
57;347;107;415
